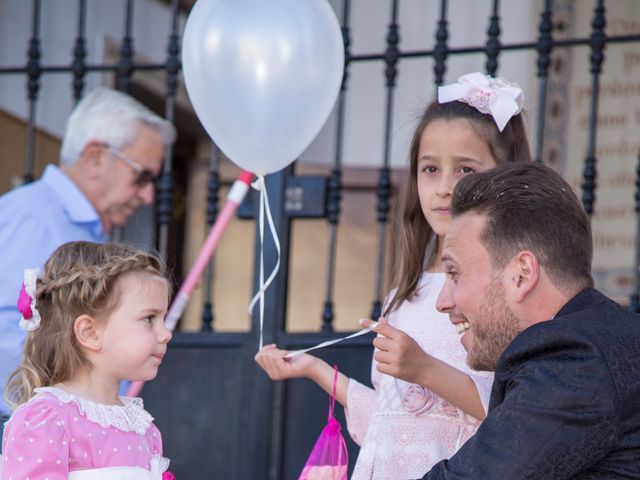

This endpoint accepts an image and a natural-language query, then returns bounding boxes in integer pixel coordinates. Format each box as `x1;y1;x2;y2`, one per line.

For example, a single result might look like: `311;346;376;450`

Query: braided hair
5;241;168;407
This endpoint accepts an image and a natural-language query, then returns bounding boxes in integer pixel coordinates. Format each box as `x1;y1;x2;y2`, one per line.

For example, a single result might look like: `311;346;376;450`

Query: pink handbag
298;365;348;480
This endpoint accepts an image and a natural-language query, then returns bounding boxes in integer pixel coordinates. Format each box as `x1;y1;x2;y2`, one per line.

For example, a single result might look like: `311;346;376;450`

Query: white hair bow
438;72;523;131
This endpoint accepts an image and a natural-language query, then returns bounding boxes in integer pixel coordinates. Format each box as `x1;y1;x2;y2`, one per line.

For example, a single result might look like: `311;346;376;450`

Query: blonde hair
5;241;169;408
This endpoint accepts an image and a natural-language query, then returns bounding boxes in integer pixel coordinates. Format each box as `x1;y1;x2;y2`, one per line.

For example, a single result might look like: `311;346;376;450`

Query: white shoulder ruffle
33;386;154;435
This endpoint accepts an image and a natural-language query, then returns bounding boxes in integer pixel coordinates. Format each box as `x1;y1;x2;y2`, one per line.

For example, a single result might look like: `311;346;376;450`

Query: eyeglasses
105;145;158;187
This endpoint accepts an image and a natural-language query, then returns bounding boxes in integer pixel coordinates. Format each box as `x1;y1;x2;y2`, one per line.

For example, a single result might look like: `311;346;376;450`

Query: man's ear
73;314;102;352
507;251;540;303
77;141;106;178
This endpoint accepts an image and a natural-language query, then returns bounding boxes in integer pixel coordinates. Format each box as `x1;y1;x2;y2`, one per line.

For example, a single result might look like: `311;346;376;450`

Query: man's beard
468;276;522;371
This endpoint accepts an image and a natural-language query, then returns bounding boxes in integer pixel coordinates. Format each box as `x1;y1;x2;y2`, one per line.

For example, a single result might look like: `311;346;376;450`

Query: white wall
301;0;539;169
0;0;539;169
0;0;183;140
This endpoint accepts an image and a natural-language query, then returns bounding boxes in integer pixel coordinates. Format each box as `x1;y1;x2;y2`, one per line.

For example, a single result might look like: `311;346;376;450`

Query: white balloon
182;0;344;175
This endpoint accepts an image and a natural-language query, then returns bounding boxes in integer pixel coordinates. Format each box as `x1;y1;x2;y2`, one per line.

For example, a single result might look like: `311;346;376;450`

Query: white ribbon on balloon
284;322;379;358
437;71;523;132
247;175;377;356
248;176;281;350
247;175;381;356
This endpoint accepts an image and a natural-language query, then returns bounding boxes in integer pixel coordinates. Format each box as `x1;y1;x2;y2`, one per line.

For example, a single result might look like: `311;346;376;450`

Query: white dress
345;273;494;479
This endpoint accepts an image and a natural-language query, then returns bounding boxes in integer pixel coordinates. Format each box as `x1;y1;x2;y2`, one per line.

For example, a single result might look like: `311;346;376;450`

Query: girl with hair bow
256;72;532;479
2;241;175;480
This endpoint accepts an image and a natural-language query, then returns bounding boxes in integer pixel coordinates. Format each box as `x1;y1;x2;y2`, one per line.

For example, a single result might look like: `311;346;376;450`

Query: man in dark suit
417;162;640;478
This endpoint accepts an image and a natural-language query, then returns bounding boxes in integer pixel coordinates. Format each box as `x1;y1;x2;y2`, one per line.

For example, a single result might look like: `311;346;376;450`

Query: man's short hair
452;162;593;292
60;87;176;165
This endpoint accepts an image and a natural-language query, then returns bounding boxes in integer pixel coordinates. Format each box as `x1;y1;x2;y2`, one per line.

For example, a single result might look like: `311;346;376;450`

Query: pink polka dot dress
1;387;172;480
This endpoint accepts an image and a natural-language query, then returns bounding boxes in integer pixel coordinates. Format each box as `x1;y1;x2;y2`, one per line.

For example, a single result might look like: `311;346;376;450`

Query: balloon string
248;176;281;350
283;322;378;359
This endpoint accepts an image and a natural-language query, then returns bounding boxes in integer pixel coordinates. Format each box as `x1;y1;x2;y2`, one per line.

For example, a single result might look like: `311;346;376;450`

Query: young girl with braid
1;241;175;480
255;72;532;479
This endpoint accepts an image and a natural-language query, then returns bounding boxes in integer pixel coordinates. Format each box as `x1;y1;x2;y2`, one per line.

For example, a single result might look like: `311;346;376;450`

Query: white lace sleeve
344;377;377;446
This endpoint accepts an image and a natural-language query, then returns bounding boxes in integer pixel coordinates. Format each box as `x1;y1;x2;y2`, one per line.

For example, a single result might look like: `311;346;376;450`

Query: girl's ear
507;250;540;303
73;314;102;351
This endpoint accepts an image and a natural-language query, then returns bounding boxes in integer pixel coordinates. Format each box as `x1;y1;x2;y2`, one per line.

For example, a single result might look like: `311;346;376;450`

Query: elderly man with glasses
0;88;175;435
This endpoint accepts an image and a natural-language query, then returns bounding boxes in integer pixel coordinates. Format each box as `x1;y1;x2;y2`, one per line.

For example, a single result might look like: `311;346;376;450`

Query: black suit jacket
421;289;640;479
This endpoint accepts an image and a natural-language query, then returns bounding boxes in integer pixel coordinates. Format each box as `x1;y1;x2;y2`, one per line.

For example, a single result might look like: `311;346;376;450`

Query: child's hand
360;317;432;385
254;344;316;380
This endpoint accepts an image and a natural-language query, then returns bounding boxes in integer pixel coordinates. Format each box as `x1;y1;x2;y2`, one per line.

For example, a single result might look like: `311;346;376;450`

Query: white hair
60;87;176;165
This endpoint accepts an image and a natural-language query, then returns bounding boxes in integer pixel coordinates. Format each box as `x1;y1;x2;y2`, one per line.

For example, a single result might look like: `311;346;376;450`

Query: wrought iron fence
2;0;640;477
2;0;640;323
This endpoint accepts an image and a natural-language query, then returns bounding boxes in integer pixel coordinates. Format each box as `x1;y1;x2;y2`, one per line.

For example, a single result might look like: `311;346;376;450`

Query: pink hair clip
17;268;41;331
438;71;523;132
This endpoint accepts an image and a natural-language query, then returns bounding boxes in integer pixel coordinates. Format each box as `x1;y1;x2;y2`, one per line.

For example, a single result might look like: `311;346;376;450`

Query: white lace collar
33;386;154;435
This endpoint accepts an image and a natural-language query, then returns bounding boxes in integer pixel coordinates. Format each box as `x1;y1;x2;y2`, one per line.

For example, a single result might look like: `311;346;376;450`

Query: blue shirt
0;165;107;415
